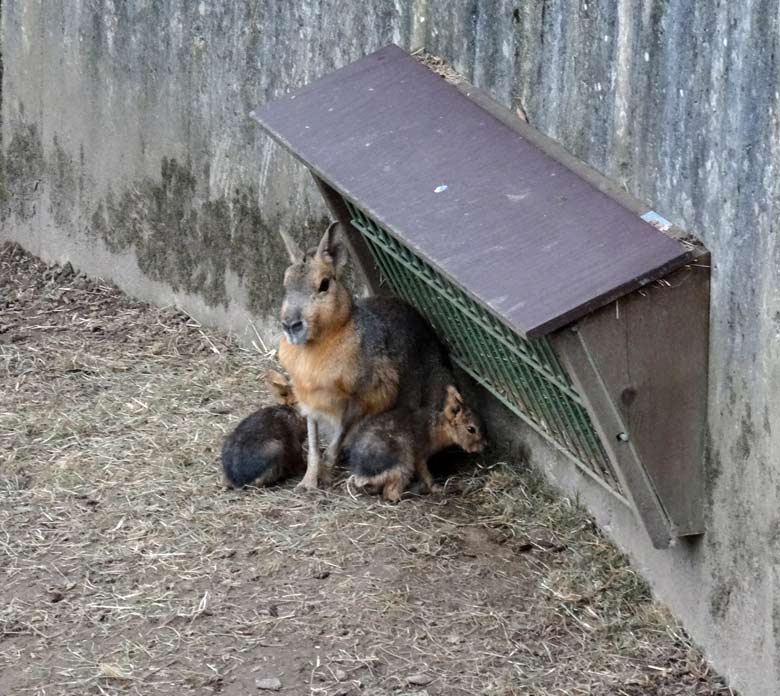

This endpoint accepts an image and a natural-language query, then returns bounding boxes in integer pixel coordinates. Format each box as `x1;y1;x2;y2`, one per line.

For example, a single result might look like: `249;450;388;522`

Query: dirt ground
0;242;733;696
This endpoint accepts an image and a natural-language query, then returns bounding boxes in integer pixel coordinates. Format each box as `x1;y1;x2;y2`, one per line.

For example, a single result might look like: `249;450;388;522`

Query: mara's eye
318;278;330;293
466;426;476;434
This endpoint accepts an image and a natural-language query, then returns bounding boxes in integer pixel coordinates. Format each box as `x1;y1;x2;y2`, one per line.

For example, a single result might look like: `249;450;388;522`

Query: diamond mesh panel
344;199;620;493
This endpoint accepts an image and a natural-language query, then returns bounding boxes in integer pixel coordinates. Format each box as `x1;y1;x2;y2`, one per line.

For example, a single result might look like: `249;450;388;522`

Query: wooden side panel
554;327;673;548
584;261;710;536
553;260;710;545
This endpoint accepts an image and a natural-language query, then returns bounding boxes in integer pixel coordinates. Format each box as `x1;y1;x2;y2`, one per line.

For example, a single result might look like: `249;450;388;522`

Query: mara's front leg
321;421;348;485
414;457;443;494
297;416;321;490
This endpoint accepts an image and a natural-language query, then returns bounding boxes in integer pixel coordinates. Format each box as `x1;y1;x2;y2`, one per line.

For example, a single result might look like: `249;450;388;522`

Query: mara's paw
296;476;319;492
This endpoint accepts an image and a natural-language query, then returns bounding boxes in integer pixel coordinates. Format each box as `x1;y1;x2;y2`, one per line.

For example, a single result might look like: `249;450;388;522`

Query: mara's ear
266;370;294;404
315;221;348;275
266;369;288;388
444;385;463;420
279;228;304;264
452;385;465;403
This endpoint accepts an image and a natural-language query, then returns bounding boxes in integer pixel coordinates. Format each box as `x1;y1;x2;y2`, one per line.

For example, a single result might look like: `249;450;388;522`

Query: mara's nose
471;439;487;453
282;318;304;336
281;312;307;344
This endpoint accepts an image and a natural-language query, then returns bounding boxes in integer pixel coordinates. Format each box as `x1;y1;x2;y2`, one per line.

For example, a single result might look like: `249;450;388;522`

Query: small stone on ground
255;676;283;691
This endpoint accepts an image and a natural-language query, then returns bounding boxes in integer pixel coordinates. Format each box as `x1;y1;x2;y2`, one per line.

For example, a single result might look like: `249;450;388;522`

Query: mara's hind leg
351;469;408;500
321;424;343;486
327;362;399;468
349;476;382;496
323;400;371;480
382;466;413;503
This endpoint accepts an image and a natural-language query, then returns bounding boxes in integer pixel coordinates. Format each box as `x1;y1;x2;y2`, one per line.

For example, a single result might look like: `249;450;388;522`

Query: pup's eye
318;278;330;293
466;426;476;434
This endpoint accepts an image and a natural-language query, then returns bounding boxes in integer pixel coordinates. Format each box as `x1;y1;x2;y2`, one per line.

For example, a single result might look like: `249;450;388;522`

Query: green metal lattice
344;199;621;494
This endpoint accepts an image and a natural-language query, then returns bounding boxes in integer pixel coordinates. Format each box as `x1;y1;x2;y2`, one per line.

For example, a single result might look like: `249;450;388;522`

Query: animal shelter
251;45;710;550
2;2;778;695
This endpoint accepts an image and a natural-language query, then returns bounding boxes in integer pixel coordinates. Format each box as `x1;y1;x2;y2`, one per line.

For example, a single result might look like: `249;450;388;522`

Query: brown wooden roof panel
251;45;691;339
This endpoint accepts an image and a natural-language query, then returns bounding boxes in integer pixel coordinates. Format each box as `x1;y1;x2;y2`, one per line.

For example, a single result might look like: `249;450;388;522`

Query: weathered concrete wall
2;2;779;694
0;0;419;336
431;4;780;695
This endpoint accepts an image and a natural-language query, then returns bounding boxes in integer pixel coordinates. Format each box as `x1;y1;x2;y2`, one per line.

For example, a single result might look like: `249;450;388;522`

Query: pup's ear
444;385;464;421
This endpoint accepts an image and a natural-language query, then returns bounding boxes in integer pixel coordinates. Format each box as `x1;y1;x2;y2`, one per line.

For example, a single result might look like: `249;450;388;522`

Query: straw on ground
0;242;732;695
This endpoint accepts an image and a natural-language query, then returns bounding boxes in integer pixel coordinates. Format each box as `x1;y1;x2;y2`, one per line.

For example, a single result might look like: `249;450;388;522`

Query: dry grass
412;48;465;86
0;242;733;695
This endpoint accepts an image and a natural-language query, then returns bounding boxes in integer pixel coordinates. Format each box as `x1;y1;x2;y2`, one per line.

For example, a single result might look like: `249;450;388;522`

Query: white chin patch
284;331;306;345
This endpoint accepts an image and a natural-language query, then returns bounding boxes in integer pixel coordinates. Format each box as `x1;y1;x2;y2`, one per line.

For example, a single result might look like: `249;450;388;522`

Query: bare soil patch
0;242;733;695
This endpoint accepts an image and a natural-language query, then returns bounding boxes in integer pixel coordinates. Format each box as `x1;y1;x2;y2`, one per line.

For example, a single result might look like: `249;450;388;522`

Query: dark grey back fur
221;406;307;488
